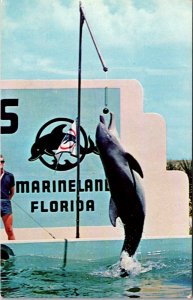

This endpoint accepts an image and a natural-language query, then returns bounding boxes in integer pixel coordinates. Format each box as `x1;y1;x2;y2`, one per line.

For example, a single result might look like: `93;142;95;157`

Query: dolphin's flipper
45;149;55;156
109;197;119;227
125;153;144;178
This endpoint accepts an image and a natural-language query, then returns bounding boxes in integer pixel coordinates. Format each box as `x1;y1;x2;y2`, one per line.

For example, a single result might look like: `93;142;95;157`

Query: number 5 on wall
1;99;19;134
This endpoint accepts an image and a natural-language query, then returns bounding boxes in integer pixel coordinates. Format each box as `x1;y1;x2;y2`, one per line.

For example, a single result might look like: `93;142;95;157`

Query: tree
167;160;192;234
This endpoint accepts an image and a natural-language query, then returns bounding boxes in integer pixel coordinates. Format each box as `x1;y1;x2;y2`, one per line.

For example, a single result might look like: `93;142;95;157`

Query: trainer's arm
9;186;15;200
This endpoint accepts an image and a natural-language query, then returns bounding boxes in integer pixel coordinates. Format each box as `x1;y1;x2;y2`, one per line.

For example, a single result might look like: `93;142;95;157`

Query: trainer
0;154;15;240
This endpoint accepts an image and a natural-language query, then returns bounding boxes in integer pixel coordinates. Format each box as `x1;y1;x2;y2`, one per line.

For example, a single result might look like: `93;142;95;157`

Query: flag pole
76;2;108;238
76;3;84;238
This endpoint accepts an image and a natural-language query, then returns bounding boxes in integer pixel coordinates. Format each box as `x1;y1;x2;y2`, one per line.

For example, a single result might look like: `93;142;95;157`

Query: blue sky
1;0;192;159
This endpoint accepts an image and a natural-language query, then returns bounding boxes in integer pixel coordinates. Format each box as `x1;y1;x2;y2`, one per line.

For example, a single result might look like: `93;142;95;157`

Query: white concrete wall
0;79;189;241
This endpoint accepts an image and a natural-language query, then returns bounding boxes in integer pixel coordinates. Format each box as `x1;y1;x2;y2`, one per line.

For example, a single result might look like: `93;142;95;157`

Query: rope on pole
12;199;56;239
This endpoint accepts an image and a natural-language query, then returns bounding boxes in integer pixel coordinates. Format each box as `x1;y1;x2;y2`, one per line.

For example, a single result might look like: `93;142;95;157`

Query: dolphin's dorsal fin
109;197;118;227
125;153;144;178
51;124;66;134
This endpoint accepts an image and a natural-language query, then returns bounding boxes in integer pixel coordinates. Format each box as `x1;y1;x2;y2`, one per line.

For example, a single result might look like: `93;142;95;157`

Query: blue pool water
1;238;192;298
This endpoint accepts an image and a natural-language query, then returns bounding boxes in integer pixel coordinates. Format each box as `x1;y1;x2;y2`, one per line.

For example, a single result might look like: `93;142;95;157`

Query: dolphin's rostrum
96;112;145;276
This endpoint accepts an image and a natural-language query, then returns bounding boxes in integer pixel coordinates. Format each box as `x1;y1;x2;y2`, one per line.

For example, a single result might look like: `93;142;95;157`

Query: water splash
141;260;166;274
120;251;142;276
91;252;167;279
91;253;142;278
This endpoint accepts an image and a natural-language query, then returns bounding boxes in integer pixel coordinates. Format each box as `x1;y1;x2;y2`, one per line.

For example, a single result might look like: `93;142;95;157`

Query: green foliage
167;160;192;234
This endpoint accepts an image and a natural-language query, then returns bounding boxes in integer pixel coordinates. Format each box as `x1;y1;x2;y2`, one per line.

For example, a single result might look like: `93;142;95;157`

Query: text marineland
16;179;109;194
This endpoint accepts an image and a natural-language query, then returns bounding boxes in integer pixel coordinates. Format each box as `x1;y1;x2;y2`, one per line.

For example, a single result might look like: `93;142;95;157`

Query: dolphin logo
96;112;145;276
29;124;67;161
29;118;98;171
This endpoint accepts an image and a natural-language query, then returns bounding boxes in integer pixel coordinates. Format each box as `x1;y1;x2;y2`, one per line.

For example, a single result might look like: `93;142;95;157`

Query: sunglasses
0;160;5;163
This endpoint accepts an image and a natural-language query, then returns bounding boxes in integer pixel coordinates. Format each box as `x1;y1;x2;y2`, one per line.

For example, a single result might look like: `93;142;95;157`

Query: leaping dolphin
96;112;145;276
